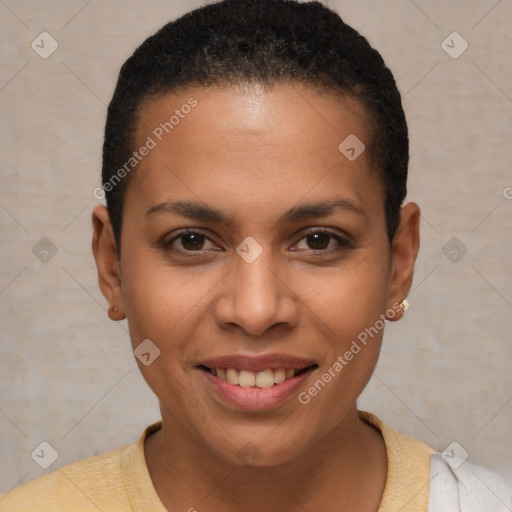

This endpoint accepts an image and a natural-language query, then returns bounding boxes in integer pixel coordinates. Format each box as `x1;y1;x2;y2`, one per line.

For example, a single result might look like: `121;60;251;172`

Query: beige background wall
1;0;511;493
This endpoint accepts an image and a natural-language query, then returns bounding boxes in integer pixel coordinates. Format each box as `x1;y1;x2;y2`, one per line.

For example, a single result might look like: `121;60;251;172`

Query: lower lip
199;367;316;411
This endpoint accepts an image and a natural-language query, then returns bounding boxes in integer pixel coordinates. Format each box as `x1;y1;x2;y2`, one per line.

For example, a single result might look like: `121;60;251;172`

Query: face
93;83;419;466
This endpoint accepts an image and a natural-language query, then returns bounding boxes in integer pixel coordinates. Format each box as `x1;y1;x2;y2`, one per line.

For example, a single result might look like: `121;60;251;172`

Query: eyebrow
145;198;365;224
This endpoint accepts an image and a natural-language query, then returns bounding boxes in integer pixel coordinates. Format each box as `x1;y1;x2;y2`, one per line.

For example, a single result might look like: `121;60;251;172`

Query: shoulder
358;409;435;463
0;444;133;512
428;452;512;512
358;410;435;511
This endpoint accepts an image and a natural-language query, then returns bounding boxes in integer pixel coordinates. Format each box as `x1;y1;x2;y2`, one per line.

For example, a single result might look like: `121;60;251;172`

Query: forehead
125;83;383;227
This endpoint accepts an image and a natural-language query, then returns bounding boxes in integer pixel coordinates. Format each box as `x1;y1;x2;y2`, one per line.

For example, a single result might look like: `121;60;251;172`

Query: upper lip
197;354;318;373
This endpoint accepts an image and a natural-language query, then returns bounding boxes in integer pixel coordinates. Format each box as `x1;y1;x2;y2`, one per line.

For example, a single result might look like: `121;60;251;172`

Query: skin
92;83;420;512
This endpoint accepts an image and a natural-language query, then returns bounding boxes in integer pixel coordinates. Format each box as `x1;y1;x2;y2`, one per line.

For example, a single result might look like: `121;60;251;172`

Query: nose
213;247;300;337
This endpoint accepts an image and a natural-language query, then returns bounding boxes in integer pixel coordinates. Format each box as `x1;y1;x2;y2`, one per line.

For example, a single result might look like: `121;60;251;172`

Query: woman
2;0;510;510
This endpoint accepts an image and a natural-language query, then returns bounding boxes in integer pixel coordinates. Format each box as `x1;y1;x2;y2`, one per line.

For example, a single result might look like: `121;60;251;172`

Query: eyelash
161;228;354;256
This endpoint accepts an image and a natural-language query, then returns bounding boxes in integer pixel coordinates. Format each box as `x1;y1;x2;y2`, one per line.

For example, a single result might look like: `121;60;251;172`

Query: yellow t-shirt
0;411;434;511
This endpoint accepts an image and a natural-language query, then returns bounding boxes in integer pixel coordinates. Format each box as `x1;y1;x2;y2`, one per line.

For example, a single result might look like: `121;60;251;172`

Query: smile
199;366;316;389
196;355;318;410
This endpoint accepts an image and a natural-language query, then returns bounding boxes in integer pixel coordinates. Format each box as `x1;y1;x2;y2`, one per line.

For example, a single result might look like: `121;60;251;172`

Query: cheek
294;279;387;422
290;250;389;396
120;249;222;354
119;254;212;409
292;253;390;342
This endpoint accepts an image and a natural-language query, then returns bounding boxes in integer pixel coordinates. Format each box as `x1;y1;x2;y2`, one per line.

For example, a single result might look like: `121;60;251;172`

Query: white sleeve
428;452;512;512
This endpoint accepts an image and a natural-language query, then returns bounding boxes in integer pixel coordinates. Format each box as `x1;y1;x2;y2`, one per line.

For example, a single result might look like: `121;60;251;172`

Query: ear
91;205;125;321
386;202;421;321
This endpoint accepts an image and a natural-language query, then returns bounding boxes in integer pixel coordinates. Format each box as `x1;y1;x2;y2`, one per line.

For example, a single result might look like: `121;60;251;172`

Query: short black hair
102;0;408;255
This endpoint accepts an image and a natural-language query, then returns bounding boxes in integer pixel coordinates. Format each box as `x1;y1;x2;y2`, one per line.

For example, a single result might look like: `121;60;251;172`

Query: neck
144;407;387;512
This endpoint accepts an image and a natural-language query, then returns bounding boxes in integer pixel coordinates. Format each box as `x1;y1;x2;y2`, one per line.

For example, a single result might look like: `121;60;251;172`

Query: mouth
197;365;317;388
196;355;318;410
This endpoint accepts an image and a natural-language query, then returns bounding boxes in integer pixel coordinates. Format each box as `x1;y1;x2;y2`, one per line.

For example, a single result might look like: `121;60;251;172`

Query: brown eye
305;232;330;250
180;233;206;251
291;229;354;254
163;230;219;253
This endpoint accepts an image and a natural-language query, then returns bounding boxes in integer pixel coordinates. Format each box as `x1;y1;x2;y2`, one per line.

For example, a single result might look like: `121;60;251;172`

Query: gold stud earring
401;299;409;311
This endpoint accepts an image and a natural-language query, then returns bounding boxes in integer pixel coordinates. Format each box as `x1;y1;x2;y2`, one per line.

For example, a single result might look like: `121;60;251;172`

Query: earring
400;299;409;311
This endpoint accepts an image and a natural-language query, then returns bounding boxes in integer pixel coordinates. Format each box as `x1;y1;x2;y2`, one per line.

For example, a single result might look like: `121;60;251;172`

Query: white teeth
273;368;286;384
255;369;275;388
211;367;305;388
238;370;256;388
226;368;239;385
